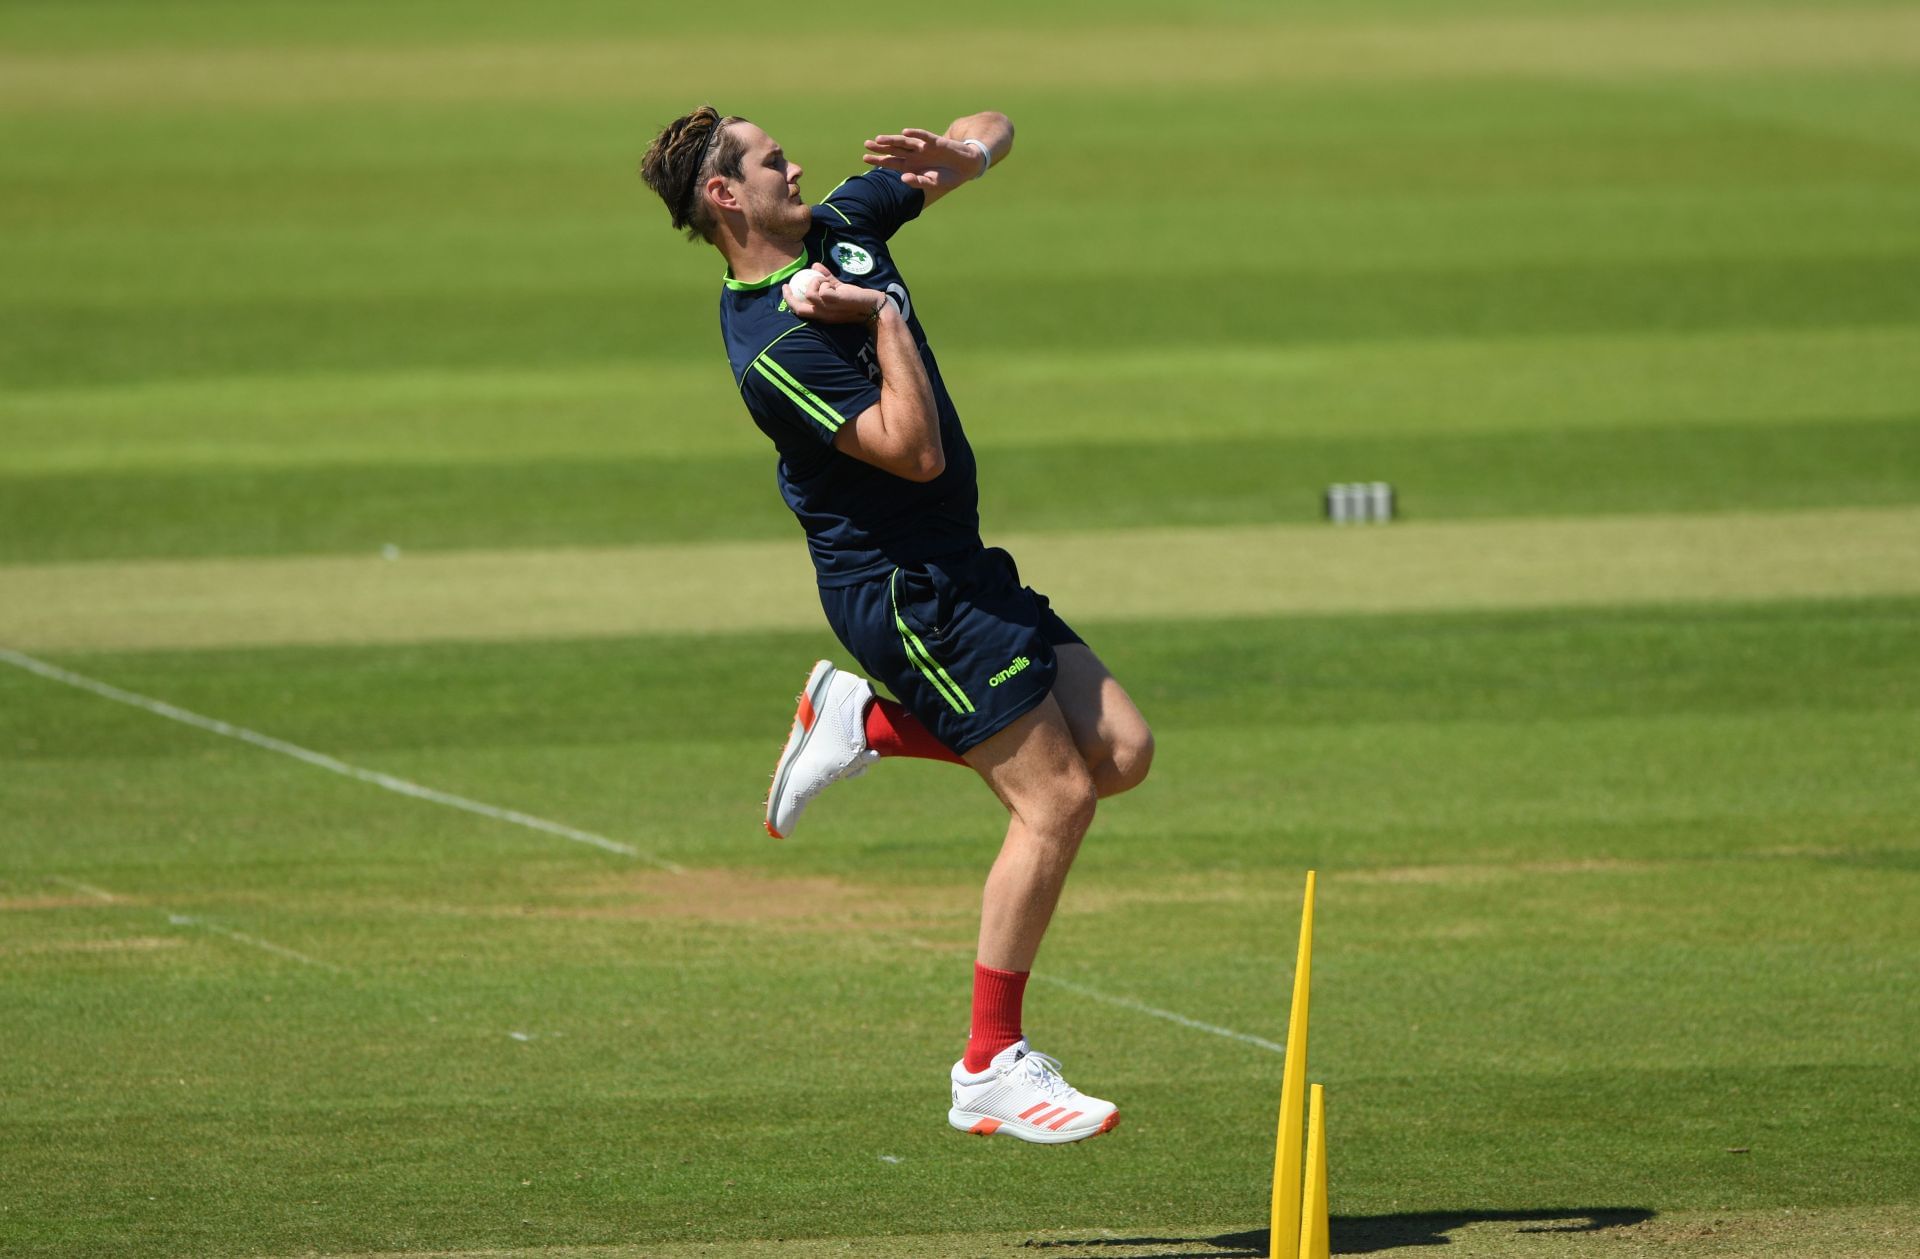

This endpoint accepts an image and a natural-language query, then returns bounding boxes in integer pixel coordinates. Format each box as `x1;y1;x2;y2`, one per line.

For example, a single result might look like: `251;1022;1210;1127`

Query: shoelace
1013;1050;1077;1100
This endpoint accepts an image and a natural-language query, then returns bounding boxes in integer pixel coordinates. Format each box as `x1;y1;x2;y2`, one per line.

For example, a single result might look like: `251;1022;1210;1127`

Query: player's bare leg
947;696;1117;1144
965;696;1098;972
1050;643;1154;799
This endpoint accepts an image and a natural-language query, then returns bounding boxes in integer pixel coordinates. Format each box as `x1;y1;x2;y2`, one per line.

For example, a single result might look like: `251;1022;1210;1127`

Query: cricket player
639;106;1153;1143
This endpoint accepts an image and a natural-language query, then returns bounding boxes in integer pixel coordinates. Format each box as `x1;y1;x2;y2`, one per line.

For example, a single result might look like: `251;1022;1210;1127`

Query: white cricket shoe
948;1039;1120;1144
764;660;878;839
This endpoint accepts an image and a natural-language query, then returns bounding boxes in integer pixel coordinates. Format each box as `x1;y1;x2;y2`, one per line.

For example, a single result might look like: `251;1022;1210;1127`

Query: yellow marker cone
1270;870;1315;1259
1298;1083;1329;1259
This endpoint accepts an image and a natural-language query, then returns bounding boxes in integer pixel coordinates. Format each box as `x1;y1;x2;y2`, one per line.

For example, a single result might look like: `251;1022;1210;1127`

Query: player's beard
749;183;811;242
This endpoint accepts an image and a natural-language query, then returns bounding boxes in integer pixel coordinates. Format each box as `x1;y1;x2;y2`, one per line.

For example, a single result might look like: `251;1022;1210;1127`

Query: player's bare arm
782;264;944;482
863;111;1013;208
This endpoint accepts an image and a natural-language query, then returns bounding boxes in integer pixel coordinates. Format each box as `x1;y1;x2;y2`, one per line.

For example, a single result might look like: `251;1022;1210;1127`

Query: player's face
732;125;810;242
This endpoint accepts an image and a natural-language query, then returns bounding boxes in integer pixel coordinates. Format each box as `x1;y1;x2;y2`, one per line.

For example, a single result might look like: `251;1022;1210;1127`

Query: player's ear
705;174;739;214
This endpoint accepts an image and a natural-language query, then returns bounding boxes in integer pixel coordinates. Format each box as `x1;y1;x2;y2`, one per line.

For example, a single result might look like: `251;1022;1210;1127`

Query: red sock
864;698;965;764
964;962;1030;1072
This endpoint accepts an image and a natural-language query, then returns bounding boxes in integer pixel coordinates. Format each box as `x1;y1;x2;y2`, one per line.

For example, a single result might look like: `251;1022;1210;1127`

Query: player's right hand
784;264;888;325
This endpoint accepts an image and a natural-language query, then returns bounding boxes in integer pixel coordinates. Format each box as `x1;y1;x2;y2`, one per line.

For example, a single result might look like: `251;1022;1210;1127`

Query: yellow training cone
1298;1083;1329;1259
1270;870;1315;1259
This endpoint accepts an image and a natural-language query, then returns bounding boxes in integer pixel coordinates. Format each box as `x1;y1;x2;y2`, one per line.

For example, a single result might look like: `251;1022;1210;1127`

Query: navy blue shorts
819;546;1083;755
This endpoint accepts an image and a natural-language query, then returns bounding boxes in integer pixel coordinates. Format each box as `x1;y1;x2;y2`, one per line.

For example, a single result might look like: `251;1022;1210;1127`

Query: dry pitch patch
4;505;1916;652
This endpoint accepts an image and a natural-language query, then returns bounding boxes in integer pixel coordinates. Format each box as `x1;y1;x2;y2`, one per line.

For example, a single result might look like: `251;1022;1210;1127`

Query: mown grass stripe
11;595;1911;764
4;8;1917;111
10;256;1920;391
7;329;1920;476
7;415;1915;564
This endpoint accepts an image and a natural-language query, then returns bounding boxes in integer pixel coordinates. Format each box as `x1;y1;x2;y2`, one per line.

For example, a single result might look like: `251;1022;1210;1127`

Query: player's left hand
862;127;985;191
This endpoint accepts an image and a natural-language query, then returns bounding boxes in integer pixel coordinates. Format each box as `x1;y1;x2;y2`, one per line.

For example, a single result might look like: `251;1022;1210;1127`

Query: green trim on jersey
890;570;975;715
735;323;808;388
751;356;848;432
723;248;810;292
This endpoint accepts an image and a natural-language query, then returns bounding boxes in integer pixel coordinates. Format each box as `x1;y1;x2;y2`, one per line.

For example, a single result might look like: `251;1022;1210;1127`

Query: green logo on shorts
988;656;1031;688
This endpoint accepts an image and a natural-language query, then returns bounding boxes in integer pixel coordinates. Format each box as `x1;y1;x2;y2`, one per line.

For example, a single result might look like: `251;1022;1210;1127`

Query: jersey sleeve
739;328;881;446
818;168;924;240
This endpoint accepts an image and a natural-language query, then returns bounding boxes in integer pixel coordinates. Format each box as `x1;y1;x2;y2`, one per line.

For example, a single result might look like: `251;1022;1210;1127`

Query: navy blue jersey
720;169;981;587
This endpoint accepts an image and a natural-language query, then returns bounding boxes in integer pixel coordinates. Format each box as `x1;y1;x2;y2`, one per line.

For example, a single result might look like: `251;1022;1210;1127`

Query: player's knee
1120;726;1155;791
1060;771;1100;838
1032;765;1098;844
1100;725;1155;797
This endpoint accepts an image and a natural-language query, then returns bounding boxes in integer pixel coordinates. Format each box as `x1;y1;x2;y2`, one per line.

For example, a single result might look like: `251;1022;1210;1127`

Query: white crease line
3;647;684;874
875;929;1284;1055
166;913;346;973
14;648;1277;1053
49;872;345;972
48;875;118;902
1036;974;1286;1055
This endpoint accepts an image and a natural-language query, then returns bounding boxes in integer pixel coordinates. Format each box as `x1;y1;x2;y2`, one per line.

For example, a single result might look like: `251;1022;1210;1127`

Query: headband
677;119;725;226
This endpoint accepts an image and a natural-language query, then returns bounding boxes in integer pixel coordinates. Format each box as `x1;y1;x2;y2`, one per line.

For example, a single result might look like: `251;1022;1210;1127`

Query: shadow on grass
1329;1207;1657;1253
1022;1207;1656;1257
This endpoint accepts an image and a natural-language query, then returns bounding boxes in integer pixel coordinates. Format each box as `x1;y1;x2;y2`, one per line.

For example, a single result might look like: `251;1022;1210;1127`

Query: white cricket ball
789;268;824;300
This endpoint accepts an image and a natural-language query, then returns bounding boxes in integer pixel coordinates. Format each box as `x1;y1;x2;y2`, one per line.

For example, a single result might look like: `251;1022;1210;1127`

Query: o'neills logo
989;656;1031;687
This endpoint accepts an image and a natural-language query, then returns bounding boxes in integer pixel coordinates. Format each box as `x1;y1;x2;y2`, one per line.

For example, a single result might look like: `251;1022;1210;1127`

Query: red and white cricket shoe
765;660;878;839
949;1039;1120;1144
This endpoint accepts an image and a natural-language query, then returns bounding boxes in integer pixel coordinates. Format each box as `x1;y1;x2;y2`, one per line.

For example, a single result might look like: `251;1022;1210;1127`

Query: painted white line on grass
13;650;1276;1054
1036;974;1286;1055
48;875;118;902
166;913;345;973
51;872;345;973
2;647;684;874
875;928;1284;1056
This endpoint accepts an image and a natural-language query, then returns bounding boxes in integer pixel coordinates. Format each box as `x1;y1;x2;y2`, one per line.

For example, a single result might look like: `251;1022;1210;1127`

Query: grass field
3;1;1918;1255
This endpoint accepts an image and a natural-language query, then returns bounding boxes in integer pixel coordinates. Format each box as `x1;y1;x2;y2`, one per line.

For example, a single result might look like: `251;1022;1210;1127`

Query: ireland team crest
831;242;874;275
